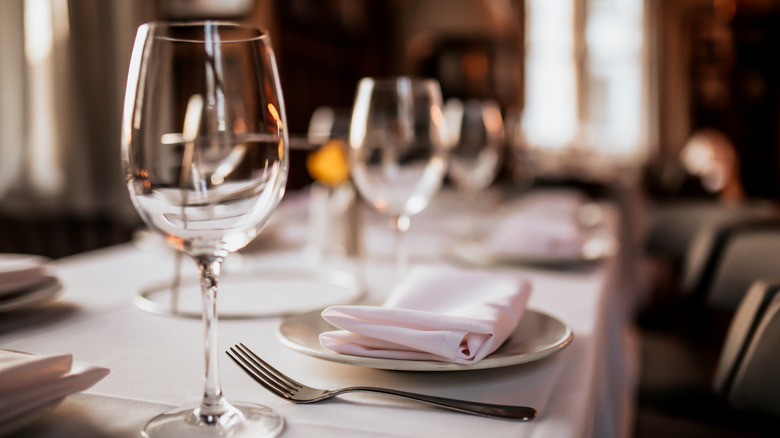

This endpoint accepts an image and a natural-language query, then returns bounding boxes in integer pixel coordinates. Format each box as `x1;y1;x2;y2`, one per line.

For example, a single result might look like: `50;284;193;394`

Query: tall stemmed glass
121;22;287;437
444;98;505;200
349;77;449;280
443;98;505;237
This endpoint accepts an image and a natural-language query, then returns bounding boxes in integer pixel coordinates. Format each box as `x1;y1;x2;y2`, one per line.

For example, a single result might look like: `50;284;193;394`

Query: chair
641;213;780;338
681;215;780;301
714;278;780;418
704;226;780;310
645;199;777;265
639;200;778;332
636;219;780;436
635;279;780;437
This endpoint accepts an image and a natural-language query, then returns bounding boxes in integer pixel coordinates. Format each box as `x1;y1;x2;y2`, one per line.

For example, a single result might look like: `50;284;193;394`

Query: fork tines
226;343;299;399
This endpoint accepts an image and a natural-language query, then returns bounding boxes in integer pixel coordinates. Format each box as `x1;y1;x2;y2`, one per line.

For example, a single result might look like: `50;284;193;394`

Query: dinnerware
0;350;110;429
277;308;573;371
133;227;281;319
227;343;537;420
0;352;65;435
445;233;618;268
0;276;62;313
135;266;364;319
0;254;51;296
121;21;287;437
348;77;449;280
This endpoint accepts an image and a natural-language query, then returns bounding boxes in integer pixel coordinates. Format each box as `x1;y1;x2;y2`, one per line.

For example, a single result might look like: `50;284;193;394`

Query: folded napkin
0;254;52;297
485;191;589;259
514;189;588;214
486;210;587;258
0;350;110;423
319;266;532;364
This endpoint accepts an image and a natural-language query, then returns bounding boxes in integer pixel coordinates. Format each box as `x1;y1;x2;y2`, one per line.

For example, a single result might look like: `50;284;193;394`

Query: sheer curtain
522;0;652;181
0;0;25;201
0;0;155;256
0;0;152;219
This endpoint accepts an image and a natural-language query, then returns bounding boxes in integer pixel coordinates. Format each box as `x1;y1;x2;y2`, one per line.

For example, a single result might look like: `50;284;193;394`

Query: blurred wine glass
444;98;505;230
505;107;537;190
305;106;361;261
121;21;287;437
348;77;449;280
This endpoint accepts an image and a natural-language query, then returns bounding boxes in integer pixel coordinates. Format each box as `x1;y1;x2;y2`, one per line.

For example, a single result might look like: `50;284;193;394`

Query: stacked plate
0;350;109;433
0;254;62;313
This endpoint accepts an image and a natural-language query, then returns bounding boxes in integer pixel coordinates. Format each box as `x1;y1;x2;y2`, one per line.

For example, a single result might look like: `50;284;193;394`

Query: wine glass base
142;402;283;438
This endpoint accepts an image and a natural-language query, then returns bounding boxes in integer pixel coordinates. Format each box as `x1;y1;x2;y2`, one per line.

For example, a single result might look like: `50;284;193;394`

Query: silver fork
226;343;536;420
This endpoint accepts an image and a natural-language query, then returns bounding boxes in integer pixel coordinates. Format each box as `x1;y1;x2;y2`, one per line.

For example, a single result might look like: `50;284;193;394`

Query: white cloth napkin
486;191;588;259
0;254;52;297
319;266;532;364
0;350;110;423
512;189;588;214
486;211;587;258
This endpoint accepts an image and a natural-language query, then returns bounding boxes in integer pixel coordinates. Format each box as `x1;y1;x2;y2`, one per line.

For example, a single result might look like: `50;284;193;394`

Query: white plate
0;276;63;313
0;254;51;297
277;308;573;371
445;234;617;268
0;350;110;433
136;266;365;319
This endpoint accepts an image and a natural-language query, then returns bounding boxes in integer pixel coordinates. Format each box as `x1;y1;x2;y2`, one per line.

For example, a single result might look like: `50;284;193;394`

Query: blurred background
0;0;778;257
6;1;780;435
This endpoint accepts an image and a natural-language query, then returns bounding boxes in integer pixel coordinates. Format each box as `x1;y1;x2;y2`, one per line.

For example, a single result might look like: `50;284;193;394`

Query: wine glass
304;107;360;262
121;22;288;437
504;107;538;190
348;77;449;280
443;98;505;236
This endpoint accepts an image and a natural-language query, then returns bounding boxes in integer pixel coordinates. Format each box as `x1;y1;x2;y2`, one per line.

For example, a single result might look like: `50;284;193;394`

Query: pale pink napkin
513;189;588;214
0;350;110;423
319;266;532;364
486;190;588;258
486;211;587;258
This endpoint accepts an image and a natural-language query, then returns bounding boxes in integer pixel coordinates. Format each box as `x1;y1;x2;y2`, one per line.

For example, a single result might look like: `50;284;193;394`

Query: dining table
0;184;642;438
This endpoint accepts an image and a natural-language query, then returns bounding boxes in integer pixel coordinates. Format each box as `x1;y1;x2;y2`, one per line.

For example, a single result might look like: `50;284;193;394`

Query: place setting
225;75;575;427
111;16;587;437
0;0;726;435
0;254;62;314
0;256;107;435
444;189;619;269
275;264;573;372
271;78;573;374
0;349;109;436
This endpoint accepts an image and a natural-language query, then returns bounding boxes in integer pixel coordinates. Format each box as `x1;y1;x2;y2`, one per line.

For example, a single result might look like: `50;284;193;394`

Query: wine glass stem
196;256;230;421
465;188;481;240
393;214;410;281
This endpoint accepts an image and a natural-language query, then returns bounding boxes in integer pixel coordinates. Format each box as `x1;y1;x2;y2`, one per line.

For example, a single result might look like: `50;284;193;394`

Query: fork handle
338;387;536;420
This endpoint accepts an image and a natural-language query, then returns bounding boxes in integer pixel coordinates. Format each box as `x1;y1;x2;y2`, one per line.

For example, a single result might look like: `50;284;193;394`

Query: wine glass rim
143;20;269;43
359;76;440;86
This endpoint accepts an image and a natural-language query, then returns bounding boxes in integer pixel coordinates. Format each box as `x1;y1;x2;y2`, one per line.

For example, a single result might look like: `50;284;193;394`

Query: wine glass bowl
121;21;287;438
348;77;449;278
444;98;505;198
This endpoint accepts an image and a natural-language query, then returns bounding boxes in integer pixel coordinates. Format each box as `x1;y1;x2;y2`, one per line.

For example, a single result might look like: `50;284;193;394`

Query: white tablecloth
0;188;639;438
